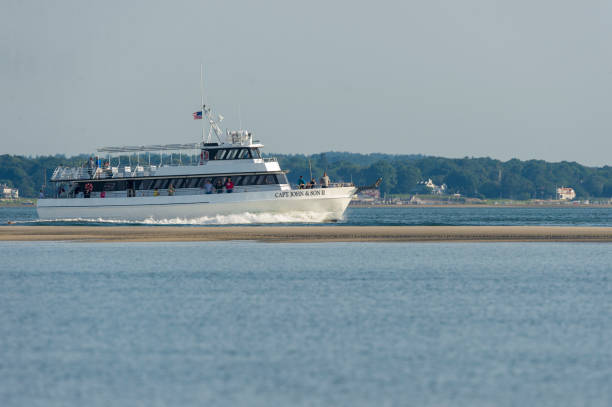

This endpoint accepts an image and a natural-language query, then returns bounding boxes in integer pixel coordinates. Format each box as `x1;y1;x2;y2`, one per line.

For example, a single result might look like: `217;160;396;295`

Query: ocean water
1;205;612;226
1;241;611;406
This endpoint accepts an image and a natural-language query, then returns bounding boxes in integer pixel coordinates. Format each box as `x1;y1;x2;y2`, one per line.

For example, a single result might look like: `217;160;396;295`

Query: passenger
84;183;93;198
103;161;112;177
168;183;175;196
320;172;330;188
87;156;94;177
298;175;305;189
225;177;234;193
215;178;224;193
39;189;44;199
309;178;316;189
153;188;159;196
100;190;106;198
204;179;213;194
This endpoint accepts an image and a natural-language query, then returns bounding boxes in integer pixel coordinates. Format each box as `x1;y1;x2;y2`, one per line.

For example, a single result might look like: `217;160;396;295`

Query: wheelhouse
201;144;263;161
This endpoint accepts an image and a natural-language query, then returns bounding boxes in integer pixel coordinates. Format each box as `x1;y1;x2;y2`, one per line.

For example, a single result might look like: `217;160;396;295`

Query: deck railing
296;182;354;189
50;158;280;182
51;165;162;181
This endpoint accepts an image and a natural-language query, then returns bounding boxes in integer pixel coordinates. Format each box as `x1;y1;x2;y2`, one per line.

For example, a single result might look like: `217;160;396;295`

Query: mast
199;65;223;144
200;64;206;143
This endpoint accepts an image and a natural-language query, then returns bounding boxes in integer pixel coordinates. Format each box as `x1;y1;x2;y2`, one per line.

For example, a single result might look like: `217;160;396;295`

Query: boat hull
37;187;356;222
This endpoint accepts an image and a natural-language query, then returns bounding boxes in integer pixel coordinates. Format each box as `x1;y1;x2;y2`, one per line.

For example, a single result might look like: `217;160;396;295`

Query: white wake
142;211;337;225
31;211;341;225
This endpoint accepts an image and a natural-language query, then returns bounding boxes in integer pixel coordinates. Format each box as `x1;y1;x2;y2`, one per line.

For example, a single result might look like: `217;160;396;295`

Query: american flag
192;111;202;120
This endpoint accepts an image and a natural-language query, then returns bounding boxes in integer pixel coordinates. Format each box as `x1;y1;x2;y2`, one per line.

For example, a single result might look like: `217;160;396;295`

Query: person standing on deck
204;179;213;194
298;175;306;189
225;178;234;193
87;157;94;178
215;178;224;193
320;172;330;188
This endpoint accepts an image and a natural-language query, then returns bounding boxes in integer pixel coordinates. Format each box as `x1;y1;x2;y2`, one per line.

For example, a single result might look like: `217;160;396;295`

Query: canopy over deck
97;143;203;154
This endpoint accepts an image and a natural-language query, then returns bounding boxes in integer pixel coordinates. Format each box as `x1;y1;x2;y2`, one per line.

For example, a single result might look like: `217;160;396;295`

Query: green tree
445;170;477;196
393;163;421;194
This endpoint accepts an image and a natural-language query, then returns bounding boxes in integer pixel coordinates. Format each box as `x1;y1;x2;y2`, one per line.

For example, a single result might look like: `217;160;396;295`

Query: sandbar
0;225;611;242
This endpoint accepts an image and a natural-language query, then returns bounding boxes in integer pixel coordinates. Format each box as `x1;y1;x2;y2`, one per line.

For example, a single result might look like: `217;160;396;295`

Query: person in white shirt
320;172;330;188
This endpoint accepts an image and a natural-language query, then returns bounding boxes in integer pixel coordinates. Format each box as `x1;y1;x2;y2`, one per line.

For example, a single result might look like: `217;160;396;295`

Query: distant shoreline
0;201;35;207
349;203;612;208
1;226;611;243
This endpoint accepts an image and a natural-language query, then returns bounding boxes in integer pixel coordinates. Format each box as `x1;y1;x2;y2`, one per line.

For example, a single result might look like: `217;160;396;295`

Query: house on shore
556;187;575;200
413;179;447;195
1;184;19;199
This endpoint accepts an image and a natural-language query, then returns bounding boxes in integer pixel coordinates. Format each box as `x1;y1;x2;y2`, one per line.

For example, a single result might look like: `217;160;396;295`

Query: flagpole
200;64;205;143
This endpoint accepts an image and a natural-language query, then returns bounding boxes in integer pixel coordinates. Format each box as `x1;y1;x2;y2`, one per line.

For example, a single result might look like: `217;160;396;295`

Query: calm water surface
1;206;611;226
1;241;611;406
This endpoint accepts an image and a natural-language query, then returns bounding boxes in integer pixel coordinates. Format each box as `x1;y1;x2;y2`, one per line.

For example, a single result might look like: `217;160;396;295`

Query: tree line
1;152;611;199
274;153;612;200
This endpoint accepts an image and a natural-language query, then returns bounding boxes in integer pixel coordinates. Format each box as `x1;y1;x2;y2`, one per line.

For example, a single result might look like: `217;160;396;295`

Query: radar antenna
204;105;224;143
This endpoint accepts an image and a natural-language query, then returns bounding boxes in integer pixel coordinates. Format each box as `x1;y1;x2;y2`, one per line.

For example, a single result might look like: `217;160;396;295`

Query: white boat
38;90;357;222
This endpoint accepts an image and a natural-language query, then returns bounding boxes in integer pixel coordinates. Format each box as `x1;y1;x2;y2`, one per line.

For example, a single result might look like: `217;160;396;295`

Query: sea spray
13;211;340;226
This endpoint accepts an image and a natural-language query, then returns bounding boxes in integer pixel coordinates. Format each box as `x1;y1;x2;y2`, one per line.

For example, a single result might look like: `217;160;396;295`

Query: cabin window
225;149;239;160
276;174;288;184
151;179;170;189
87;174;285;192
196;177;209;188
238;149;251;159
101;181;125;191
205;148;256;160
208;149;221;160
186;178;199;188
137;179;153;190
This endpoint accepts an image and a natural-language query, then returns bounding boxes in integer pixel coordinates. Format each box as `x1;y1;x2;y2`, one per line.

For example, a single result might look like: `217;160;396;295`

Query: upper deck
51;138;282;183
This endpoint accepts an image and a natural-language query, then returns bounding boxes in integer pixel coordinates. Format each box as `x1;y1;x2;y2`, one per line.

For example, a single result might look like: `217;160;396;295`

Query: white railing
51;165;162;181
295;182;354;189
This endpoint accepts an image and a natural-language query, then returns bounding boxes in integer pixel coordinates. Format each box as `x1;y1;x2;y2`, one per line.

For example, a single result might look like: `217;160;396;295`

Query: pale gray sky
2;0;611;165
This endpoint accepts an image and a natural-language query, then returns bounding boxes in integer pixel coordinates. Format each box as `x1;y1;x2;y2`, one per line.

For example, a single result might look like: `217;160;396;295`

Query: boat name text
275;190;326;198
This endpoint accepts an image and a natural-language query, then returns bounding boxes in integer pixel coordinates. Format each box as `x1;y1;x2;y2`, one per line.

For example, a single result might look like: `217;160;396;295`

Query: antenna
198;65;223;144
308;159;313;181
200;64;206;143
238;104;242;130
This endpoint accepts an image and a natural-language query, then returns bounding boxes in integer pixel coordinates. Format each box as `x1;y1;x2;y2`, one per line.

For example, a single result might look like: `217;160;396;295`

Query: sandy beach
1;225;611;242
